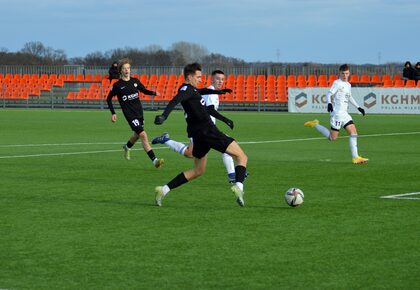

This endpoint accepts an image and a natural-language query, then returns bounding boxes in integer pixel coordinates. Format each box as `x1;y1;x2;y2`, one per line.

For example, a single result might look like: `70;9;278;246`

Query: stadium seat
359;75;370;83
287;75;296;87
405;80;416;87
349;75;360;84
66;92;77;100
328;75;338;86
393;75;402;81
394;79;404;87
382;80;393;87
371;75;382;85
84;74;94;82
76;74;84;82
381;75;391;82
94;74;103;82
297;75;307;86
307;75;317;87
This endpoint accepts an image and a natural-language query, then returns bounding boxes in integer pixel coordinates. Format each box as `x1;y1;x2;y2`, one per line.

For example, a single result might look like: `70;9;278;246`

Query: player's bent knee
184;147;193;158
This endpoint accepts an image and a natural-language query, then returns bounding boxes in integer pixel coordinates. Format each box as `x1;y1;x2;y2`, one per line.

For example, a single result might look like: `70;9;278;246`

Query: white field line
380;192;420;200
0;131;419;159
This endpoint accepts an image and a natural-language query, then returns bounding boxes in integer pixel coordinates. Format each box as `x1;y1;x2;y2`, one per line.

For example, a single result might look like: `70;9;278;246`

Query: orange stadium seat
287;75;296;87
76;74;84;82
382;80;393;87
317;75;327;86
405;80;416;87
393;75;402;81
359;75;370;83
371;75;381;85
84;74;94;82
307;75;317;87
382;75;391;82
394;79;404;87
349;75;360;84
328;75;338;86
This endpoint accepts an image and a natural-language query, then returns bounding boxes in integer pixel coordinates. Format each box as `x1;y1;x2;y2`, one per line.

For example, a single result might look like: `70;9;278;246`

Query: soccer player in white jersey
304;64;369;164
202;70;237;181
152;70;238;182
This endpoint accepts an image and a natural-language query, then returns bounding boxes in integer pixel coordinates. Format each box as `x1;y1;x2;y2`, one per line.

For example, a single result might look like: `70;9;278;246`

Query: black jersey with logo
106;77;156;120
162;84;215;136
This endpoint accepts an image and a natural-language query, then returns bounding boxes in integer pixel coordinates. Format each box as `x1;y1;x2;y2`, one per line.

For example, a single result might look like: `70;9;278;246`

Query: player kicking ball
153;63;248;207
304;64;369;164
152;69;243;183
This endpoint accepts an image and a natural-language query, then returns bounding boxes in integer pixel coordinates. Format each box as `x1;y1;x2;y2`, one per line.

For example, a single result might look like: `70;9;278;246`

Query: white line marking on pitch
0;148;165;159
380;192;420;200
0;131;419;159
1;131;419;148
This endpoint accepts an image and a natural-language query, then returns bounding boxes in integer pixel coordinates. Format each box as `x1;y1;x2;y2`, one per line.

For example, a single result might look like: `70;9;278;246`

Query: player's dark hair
118;58;131;75
339;64;349;71
184;63;202;78
211;70;225;76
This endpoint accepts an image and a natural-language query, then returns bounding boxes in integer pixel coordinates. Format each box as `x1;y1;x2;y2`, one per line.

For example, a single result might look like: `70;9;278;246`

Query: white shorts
329;112;353;131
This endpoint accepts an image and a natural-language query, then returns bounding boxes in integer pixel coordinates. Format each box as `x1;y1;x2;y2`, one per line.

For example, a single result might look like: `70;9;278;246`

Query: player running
106;58;164;168
151;70;239;183
304;64;369;164
153;63;248;207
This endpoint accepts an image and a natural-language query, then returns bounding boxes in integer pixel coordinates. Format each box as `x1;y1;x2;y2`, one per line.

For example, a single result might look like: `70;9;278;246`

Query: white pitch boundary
1;131;419;148
380;192;420;200
0;131;419;159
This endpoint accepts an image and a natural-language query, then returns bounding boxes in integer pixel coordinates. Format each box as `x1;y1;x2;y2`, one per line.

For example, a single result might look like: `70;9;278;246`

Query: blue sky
1;0;419;64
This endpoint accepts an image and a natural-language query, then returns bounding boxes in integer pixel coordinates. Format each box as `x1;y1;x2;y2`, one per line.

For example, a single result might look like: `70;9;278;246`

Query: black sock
167;172;188;190
126;141;134;149
147;149;156;161
235;165;246;183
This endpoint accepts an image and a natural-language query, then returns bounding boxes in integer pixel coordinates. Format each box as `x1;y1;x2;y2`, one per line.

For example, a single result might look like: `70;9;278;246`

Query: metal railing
0;63;404;77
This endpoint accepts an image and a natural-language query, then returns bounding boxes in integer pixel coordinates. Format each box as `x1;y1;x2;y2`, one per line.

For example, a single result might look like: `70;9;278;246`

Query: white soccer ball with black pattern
285;188;304;207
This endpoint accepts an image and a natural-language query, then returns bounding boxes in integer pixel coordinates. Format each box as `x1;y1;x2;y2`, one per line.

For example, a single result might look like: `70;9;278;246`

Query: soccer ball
285;188;304;207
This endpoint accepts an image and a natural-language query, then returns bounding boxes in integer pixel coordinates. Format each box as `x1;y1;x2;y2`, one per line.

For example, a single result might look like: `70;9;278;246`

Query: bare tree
170;41;209;63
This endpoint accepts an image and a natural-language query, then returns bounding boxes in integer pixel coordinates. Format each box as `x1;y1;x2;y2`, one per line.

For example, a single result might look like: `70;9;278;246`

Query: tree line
0;41;246;67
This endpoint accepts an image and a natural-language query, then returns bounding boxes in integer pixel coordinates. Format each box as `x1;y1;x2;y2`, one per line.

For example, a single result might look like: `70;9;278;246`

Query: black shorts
127;117;145;134
191;126;235;159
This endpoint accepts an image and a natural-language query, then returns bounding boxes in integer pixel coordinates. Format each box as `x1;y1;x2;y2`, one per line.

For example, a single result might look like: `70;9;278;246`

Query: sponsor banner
288;87;420;114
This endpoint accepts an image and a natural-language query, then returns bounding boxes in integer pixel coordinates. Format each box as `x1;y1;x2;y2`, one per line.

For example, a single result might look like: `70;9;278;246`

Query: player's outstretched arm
198;88;232;95
206;105;234;129
357;107;366;116
154;90;187;125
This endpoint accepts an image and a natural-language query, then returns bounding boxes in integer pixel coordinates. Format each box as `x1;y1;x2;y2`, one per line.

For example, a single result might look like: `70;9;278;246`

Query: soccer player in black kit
154;63;248;207
106;58;164;168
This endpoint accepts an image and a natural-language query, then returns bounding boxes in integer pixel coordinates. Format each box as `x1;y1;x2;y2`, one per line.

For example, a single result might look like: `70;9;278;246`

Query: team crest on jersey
134;83;138;87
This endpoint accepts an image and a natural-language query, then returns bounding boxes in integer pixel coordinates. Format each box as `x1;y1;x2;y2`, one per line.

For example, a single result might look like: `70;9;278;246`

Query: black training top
107;77;156;119
161;84;216;136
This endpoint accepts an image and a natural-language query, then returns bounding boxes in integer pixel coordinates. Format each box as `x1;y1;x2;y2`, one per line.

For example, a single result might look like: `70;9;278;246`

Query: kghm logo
295;92;307;108
364;92;376;108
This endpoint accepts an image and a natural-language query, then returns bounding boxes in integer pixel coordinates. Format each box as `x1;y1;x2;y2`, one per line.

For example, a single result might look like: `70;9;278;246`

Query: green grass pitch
1;108;420;289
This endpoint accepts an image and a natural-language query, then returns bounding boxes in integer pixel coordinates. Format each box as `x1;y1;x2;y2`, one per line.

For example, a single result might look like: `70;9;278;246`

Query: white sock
315;124;330;139
165;140;188;156
162;185;170;196
235;182;244;191
222;153;235;175
349;134;359;158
